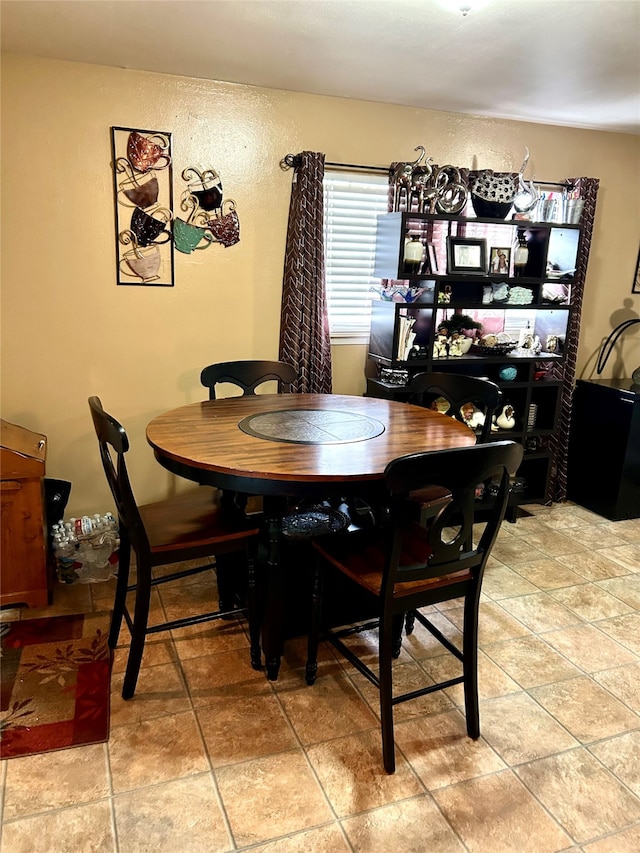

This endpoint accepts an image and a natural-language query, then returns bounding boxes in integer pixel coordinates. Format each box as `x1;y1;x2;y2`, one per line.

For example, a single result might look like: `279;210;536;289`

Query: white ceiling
2;0;639;134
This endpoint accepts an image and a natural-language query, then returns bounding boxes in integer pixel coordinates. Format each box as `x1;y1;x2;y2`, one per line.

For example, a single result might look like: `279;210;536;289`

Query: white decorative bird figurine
495;404;516;430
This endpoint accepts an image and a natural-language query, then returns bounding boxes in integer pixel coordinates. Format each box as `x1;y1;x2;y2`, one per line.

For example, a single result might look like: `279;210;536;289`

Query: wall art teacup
118;237;162;284
129;206;173;246
127;130;171;173
207;200;240;247
111;127;174;286
173;218;214;254
182;167;223;212
115;158;160;209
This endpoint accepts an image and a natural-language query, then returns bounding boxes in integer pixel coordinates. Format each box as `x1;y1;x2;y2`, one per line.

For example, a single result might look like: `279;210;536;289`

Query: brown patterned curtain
279;151;332;394
547;177;600;502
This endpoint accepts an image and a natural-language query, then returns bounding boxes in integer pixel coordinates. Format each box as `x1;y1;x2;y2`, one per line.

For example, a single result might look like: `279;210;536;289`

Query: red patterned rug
0;612;112;759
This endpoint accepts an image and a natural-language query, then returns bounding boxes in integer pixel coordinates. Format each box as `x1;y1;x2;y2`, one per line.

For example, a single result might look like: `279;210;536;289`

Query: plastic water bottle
53;511;120;583
53;532;80;584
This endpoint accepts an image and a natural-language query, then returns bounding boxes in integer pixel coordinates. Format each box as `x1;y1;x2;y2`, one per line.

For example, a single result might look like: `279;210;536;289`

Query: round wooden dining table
147;393;475;678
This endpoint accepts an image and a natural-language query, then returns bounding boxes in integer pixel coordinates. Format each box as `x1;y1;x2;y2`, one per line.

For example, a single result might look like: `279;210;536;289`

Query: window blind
323;172;389;340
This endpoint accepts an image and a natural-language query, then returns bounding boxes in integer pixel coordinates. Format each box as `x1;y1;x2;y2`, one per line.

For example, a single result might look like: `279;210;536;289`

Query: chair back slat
406;372;503;443
88;396;150;557
382;441;522;591
200;360;297;399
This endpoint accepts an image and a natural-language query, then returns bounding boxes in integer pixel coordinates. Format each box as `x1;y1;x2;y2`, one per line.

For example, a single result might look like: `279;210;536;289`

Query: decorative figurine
449;333;464;357
433;332;449;358
495;404;516;430
512;148;539;214
438;285;452;304
461;403;486;431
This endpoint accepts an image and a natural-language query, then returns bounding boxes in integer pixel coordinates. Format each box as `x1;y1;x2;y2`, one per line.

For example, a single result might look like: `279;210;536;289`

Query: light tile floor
1;501;639;852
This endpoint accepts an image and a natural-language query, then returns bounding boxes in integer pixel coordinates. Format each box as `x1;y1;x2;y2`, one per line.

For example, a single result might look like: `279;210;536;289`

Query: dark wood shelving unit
365;209;588;515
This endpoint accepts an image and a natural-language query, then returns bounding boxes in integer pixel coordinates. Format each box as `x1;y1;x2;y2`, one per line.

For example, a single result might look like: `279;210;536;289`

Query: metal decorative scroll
111;126;175;287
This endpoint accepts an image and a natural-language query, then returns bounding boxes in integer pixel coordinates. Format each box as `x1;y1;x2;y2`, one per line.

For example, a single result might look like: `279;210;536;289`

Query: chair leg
404;610;416;636
109;533;131;649
215;552;242;616
246;543;262;670
122;557;152;700
462;588;481;739
305;561;324;686
379;615;396;773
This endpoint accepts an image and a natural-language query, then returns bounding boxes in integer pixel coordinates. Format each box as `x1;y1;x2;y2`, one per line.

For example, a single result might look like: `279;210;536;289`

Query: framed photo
633;245;640;294
447;237;486;275
489;246;511;276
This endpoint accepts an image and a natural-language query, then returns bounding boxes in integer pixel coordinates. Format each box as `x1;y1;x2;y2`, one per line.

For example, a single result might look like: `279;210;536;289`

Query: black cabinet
367;210;586;510
568;379;640;520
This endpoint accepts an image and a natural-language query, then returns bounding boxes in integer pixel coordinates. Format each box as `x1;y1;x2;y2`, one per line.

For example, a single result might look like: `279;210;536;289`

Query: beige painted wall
2;55;639;516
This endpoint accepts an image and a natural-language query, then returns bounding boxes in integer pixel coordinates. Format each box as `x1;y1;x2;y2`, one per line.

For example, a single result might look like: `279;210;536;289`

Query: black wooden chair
200;359;297;400
406;371;503;443
402;371;505;634
305;440;523;773
200;358;297;519
88;396;261;699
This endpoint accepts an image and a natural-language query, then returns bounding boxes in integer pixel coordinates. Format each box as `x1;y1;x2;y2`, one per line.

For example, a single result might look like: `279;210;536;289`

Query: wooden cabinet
367;209;587;511
1;420;51;608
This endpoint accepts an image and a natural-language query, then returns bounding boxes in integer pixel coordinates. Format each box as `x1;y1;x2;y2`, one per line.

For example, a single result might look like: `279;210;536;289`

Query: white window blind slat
323;171;389;338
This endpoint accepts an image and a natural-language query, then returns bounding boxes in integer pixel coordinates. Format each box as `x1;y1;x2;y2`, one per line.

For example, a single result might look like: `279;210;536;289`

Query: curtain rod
282;154;574;187
282;154;388;173
325;161;390;174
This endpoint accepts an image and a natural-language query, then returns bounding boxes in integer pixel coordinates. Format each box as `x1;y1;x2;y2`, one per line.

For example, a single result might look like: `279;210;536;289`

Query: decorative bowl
468;169;518;220
470;196;513;220
471;342;517;357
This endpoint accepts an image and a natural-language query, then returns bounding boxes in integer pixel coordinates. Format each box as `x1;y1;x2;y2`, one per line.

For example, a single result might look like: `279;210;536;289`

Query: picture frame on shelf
447;236;486;275
489;246;511;276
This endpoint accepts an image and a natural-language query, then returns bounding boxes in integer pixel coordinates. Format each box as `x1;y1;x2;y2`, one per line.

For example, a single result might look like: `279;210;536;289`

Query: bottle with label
514;229;529;277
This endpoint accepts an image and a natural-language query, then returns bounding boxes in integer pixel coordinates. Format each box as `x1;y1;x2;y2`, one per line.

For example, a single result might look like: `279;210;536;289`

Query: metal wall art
176;167;240;253
111;126;175;286
111;128;242;285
